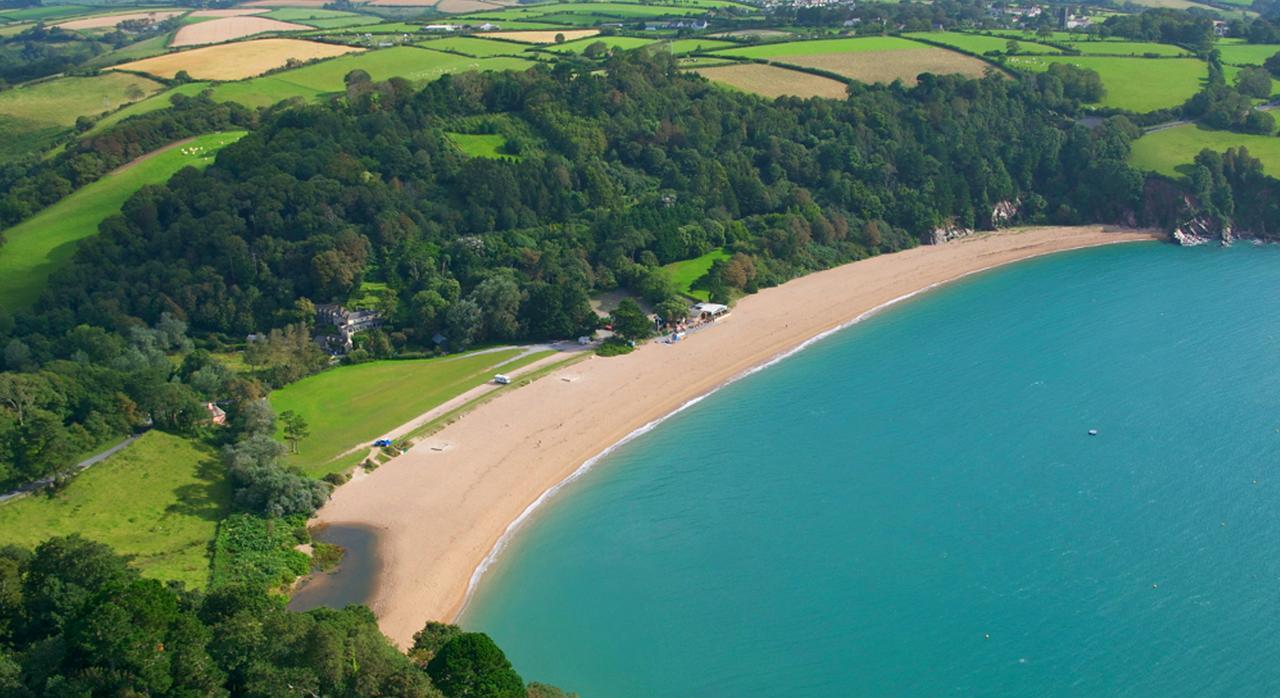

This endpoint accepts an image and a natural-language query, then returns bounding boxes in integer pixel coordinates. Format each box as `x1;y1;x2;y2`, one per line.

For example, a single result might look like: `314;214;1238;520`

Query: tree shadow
165;454;231;521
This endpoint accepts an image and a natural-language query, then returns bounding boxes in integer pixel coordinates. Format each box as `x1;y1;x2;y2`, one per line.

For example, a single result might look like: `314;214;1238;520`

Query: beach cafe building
691;302;729;322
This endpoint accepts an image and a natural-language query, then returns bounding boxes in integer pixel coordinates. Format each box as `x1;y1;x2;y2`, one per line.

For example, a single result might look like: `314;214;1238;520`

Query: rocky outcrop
930;222;974;245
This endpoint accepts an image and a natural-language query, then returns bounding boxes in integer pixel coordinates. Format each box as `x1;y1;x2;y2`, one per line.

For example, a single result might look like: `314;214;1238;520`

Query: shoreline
311;225;1160;647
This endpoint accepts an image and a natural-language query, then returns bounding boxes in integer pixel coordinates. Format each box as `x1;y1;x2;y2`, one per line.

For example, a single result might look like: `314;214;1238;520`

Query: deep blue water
462;243;1280;696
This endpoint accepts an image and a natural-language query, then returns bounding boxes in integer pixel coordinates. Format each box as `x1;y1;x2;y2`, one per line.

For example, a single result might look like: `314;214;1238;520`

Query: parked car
374;438;393;447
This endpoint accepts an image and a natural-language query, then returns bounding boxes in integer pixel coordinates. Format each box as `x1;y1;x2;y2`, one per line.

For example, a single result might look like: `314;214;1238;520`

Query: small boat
1088;429;1099;436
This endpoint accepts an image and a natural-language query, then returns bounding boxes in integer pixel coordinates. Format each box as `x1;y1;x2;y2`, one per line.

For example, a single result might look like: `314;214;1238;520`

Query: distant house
205;403;227;426
316;304;384;353
421;24;458;32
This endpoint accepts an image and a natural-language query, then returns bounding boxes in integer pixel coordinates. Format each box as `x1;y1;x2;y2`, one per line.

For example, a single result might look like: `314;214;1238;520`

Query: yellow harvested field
113;38;362;80
433;0;502;10
479;29;599;44
55;10;183;30
695;63;849;99
188;8;271;17
781;48;992;86
171;15;311;46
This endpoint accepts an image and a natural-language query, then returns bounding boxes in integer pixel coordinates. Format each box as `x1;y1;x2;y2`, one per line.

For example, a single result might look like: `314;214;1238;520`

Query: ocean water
461;242;1280;696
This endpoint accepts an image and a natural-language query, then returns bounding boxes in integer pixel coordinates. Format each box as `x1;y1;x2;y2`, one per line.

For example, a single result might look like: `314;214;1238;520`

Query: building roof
693;302;729;315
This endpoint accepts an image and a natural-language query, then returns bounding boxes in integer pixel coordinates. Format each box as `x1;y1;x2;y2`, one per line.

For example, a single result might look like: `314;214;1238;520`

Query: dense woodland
0;535;568;696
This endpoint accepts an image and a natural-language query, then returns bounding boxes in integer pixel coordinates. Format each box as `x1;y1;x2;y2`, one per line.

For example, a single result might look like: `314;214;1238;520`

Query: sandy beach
312;225;1159;647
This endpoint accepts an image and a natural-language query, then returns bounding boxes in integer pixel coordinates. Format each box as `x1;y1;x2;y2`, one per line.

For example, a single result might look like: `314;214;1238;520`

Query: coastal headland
312;225;1160;647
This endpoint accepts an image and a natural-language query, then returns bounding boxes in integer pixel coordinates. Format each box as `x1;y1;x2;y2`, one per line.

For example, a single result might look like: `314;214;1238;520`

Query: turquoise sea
462;242;1280;696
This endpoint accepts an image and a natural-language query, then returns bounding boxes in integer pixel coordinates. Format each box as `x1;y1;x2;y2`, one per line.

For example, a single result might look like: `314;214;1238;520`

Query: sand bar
313;226;1159;647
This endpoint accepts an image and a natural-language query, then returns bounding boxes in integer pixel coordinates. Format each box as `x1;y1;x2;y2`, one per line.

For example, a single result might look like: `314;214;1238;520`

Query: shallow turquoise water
462;243;1280;696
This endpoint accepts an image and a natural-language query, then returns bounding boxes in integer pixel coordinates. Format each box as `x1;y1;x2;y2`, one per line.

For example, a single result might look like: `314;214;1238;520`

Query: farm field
112;37;362;80
54;9;183;30
269;348;552;475
0;431;229;589
785;47;991;85
0;4;92;22
695;62;849;99
234;47;535;95
419;35;531;56
1217;42;1280;66
0;72;163;158
171;15;311;46
84;32;174;67
0;132;246;309
1006;55;1206;112
664;248;729;301
479;28;599;43
711;36;925;59
546;35;657;53
662;38;735;54
189;8;269;17
1060;39;1191;56
86;82;212;135
1130;123;1280;177
903;31;1061;55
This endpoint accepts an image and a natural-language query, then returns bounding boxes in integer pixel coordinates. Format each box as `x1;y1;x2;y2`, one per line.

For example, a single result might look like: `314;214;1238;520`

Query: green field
712;36;924;59
419;35;531;57
83;32;174;67
1130;123;1280;177
0;4;91;21
269;348;553;475
263;8;380;29
461;1;734;22
0;431;229;589
446;131;516;158
545;35;657;53
85;82;211;135
903;31;1061;55
1217;43;1280;66
1062;40;1191;56
0;131;246;309
304;21;425;35
662;38;735;54
1006;55;1206;112
663;248;729;301
0;72;164;157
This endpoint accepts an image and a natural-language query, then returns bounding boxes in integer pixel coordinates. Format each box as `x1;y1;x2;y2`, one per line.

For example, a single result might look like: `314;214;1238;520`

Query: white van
494;374;511;385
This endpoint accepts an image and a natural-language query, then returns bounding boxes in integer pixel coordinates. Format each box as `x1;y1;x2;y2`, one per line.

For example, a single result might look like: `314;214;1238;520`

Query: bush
210;514;311;589
596;337;634;357
426;633;525;698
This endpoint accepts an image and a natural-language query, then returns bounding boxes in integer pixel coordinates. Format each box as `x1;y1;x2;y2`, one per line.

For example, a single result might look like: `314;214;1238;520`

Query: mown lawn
0;431;230;589
663;248;729;300
270;349;553;475
0;131;246;309
1005;55;1205;113
1130;123;1280;177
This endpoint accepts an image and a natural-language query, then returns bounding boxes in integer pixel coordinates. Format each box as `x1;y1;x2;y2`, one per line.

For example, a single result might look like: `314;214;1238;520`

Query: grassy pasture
1006;55;1205;113
663;248;729;301
419;35;531;56
84;32;174;68
304;21;426;34
238;46;535;93
0;72;163;159
269;349;553;475
0;132;246;310
446;131;517;157
695;62;849;99
662;38;735;54
711;36;923;59
1130;123;1280;177
545;35;657;53
1217;43;1280;66
0;4;92;22
903;31;1061;55
1062;40;1191;56
86;82;212;135
0;431;230;589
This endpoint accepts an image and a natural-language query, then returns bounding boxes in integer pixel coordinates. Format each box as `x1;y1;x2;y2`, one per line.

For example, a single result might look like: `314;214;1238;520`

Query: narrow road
0;434;139;505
